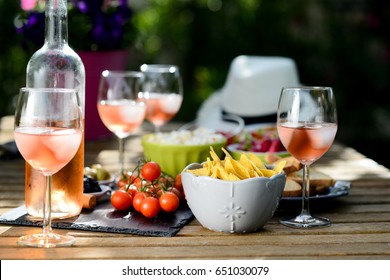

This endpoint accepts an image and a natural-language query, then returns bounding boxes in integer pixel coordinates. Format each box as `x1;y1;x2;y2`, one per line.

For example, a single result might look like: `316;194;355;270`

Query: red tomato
140;197;161;218
121;184;138;198
159;192;180;212
117;173;130;189
129;174;142;189
174;174;183;193
133;192;146;212
110;190;133;211
117;172;142;189
141;161;161;182
169;187;183;201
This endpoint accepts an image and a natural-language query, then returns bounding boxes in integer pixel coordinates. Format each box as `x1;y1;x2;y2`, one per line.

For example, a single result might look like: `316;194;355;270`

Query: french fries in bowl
181;147;287;233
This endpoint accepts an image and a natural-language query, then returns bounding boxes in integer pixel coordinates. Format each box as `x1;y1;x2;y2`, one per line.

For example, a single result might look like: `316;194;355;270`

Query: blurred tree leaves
129;0;389;164
1;0;389;164
0;0;30;116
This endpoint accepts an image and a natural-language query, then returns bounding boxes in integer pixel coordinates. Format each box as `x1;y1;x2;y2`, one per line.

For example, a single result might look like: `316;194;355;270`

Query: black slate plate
0;201;194;237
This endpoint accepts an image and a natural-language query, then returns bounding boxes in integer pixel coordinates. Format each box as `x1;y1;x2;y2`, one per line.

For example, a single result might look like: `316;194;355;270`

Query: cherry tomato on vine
121;184;138;198
116;171;131;189
133;192;147;212
170;187;183;201
117;171;141;188
141;161;161;182
140;196;161;218
159;192;180;212
174;174;183;193
110;190;133;211
130;175;142;189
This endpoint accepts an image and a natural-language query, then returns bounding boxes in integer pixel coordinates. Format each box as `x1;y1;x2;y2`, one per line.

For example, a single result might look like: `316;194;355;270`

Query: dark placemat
0;201;194;237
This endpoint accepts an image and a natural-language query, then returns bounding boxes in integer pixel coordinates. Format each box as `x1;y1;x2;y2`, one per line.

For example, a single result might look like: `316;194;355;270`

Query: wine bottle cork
82;193;97;209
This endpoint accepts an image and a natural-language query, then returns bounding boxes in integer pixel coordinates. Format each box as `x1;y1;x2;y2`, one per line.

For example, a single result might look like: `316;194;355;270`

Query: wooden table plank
1;242;389;260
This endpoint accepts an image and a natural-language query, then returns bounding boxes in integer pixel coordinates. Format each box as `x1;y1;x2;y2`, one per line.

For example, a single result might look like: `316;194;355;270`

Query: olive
84;167;97;179
95;167;110;181
83;176;101;193
91;164;103;170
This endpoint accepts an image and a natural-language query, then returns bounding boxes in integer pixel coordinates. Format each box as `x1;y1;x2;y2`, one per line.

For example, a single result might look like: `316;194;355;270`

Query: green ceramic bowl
226;143;290;163
141;134;227;177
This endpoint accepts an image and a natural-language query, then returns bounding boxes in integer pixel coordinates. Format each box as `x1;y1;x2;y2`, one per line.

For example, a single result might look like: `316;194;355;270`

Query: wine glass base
280;214;331;228
18;233;75;248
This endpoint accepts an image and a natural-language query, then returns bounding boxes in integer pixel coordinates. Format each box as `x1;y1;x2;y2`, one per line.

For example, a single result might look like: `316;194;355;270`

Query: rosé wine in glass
97;71;145;174
143;92;183;127
14;127;82;175
277;122;337;165
140;64;183;132
277;86;337;228
14;88;82;247
97;100;146;139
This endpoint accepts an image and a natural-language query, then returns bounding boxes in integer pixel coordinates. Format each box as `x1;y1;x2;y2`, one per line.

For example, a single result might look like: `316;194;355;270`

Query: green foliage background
0;0;389;166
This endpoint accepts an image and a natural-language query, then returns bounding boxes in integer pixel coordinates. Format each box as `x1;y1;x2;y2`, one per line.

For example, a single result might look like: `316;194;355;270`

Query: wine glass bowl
97;70;146;174
277;86;337;228
140;64;183;132
14;88;83;247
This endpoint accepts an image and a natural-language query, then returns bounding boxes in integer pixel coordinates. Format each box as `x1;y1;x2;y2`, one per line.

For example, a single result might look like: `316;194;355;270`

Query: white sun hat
197;55;300;125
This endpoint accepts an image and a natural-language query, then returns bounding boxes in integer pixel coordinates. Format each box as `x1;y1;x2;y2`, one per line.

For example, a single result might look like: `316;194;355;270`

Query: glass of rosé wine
140;64;183;132
97;71;146;174
14;88;83;247
277;86;338;228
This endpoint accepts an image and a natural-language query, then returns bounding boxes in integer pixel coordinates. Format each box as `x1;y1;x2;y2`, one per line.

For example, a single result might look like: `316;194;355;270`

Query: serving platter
281;180;351;202
96;173;116;186
88;185;112;203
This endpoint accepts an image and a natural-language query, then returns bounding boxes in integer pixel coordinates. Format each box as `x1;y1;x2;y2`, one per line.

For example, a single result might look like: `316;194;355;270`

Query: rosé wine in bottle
25;0;85;219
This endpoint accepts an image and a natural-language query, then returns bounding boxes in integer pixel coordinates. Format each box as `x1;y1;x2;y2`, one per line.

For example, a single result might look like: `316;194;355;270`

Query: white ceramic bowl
181;163;286;233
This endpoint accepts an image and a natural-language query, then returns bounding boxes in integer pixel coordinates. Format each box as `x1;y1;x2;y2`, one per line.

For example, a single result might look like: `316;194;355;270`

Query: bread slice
265;155;302;175
288;169;335;187
287;169;334;196
283;179;302;197
280;157;302;174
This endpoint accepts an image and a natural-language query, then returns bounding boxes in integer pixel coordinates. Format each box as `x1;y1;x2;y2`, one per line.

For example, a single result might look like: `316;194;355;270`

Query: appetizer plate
227;143;290;162
281;180;351;202
97;173;116;186
226;122;290;162
88;185;112;203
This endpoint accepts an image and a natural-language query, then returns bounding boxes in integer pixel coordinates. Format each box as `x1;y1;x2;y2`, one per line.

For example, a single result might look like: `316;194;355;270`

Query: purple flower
17;11;45;47
16;0;133;51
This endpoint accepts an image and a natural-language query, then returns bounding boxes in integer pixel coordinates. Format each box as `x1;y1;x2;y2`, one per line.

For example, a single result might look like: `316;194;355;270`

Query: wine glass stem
301;164;311;216
118;137;125;173
42;175;53;235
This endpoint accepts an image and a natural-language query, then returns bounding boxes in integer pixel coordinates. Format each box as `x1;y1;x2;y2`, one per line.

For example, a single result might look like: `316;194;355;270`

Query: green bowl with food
141;128;227;177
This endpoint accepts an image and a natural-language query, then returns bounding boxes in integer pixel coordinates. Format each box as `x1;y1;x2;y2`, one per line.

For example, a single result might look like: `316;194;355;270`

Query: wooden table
1;119;390;260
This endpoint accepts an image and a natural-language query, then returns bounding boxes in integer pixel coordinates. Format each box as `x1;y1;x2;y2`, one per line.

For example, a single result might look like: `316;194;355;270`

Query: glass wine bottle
25;0;86;219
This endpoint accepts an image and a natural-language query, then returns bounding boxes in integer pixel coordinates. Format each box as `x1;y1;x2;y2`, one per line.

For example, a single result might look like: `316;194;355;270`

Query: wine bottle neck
45;0;68;48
